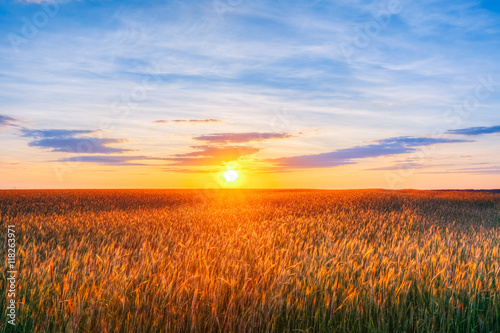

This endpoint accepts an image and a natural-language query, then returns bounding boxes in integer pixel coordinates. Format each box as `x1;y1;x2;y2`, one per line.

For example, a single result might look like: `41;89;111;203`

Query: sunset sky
1;0;500;189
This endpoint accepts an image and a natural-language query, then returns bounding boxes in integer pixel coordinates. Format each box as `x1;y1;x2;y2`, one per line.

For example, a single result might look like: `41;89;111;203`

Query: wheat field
1;189;500;332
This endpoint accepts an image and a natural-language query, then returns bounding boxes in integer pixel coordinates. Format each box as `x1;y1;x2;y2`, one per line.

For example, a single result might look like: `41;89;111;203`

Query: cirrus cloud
193;132;294;144
0;115;17;128
268;136;471;169
57;155;163;166
153;119;222;124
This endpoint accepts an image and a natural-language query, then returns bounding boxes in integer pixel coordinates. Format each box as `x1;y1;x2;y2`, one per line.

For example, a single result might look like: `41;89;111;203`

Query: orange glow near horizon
0;157;499;190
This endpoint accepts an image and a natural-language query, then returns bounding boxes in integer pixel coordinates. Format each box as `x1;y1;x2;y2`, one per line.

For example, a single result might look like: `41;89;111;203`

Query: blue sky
1;0;500;189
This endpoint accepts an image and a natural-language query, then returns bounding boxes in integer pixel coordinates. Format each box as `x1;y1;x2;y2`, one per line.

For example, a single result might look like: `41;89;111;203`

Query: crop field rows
1;189;500;332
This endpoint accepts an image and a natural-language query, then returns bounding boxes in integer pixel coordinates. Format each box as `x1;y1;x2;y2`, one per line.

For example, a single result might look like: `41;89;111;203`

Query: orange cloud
153;119;222;124
165;145;260;166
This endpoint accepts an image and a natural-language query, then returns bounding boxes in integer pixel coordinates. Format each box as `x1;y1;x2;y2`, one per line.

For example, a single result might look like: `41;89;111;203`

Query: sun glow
223;170;239;182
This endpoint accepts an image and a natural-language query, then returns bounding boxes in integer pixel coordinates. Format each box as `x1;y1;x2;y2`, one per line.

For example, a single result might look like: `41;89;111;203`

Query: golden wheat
1;189;499;332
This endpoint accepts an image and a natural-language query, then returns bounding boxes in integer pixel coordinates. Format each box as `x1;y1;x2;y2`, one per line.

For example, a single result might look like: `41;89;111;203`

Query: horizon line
1;188;499;192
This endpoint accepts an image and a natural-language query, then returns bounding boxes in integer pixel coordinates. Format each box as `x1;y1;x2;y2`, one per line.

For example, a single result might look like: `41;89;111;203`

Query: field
1;189;500;332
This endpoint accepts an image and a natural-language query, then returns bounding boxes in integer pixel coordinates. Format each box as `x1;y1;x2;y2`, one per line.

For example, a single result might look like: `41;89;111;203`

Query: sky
1;0;500;189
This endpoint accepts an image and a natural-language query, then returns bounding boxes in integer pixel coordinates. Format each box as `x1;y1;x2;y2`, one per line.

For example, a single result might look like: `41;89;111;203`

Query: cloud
193;132;294;144
421;167;500;175
48;137;261;167
21;129;95;138
0;115;17;128
22;128;133;154
365;163;423;171
269;136;470;169
457;167;500;174
163;168;222;174
446;125;500;136
29;138;131;154
58;146;258;167
57;155;161;166
165;145;261;166
153;119;222;124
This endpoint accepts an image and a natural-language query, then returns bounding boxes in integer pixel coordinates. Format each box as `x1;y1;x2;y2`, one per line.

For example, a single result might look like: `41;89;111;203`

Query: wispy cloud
153;119;222;124
165;145;260;166
21;129;95;138
163;168;222;174
21;128;133;154
422;167;500;175
446;125;500;136
57;155;161;166
193;132;294;144
452;167;500;175
0;115;17;128
269;136;470;169
365;163;423;171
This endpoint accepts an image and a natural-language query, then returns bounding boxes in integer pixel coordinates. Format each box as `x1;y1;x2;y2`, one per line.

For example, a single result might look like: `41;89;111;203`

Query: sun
222;170;239;182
